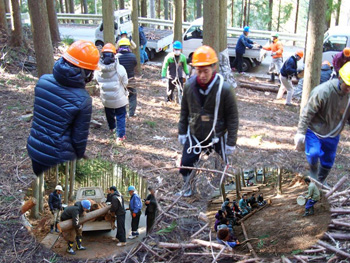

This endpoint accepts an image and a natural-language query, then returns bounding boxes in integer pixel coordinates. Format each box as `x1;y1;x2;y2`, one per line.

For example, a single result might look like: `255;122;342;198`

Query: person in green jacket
303;177;320;216
161;41;189;102
294;62;350;186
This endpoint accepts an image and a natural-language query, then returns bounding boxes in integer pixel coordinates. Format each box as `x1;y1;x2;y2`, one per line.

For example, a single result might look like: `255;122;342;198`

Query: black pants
116;214;126;242
179;135;225;177
32;160;50;176
146;212;156;234
131;211;141;232
232;52;244;73
167;78;183;101
128;87;137;116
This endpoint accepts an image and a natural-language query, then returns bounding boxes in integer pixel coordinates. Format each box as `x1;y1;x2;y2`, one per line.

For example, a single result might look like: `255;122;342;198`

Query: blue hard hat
173;41;182;50
128;186;136;191
120;30;127;35
81;200;91;210
243;26;250;32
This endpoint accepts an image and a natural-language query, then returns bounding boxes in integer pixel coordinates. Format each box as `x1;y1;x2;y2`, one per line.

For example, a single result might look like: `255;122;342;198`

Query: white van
322;26;350;64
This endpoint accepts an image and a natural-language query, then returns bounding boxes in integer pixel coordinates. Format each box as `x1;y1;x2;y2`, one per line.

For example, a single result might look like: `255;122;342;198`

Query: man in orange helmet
178;45;239;197
277;50;303;106
332;47;350;75
27;40;100;175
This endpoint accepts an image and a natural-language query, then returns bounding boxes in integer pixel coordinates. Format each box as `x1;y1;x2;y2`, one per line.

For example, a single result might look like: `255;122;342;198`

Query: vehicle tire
242;58;252;72
95;40;104;48
146;48;154;60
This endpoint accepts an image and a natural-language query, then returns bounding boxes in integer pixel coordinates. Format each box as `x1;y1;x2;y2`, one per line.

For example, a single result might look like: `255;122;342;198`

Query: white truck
322;26;350;64
94;9;173;60
182;18;267;72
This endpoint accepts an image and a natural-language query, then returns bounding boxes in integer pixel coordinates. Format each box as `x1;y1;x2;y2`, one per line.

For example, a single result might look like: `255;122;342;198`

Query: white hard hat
55;185;63;191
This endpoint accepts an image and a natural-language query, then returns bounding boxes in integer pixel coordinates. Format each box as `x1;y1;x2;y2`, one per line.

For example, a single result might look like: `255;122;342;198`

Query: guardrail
6;13;306;44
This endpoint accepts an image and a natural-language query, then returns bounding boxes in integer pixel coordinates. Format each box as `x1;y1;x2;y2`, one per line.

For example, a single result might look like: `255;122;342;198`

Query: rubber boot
50;224;54;234
302;208;310;217
66;241;76;255
318;166;331;187
309;206;314;215
268;72;275;82
76;236;86;250
309;163;318;179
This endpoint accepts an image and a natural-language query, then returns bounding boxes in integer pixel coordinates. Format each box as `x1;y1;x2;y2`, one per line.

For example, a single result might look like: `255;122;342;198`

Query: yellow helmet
339;62;350;86
119;38;130;46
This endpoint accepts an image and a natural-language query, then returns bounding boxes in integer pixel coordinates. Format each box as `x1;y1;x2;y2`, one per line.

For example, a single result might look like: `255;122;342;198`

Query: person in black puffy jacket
27;40;100;176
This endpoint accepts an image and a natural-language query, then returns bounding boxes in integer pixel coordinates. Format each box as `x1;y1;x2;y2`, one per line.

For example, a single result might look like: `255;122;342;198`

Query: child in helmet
95;43;129;145
116;30;137;50
161;41;189;102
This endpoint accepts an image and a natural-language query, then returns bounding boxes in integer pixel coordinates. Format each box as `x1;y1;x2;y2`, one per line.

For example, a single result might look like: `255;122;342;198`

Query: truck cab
94;9;133;47
322;26;350;64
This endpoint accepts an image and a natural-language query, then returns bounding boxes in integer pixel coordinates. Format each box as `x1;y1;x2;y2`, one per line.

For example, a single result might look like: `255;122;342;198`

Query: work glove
162;78;167;83
132;212;136;218
178;134;187;145
225;145;236;155
186;75;189;80
271;52;276;56
294;133;306;151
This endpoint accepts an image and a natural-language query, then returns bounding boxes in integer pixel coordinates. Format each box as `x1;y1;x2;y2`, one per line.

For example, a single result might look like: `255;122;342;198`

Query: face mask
174;50;181;56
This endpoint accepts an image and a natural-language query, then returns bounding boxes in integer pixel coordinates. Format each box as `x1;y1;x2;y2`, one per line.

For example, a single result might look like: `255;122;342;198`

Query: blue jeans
305;129;340;169
140;43;149;64
305;199;317;209
104;106;126;138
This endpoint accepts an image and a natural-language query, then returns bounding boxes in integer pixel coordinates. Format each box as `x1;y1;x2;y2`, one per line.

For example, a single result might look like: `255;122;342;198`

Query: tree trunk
46;0;61;46
235;173;241;199
28;0;54;77
268;0;273;31
69;160;76;201
242;0;247;26
247;0;250;26
300;0;326;111
183;0;187;22
196;0;201;18
241;169;246;187
55;165;59;185
119;0;125;10
131;0;141;74
173;0;182;42
141;0;147;17
231;0;234;27
30;176;40;219
219;0;227;52
164;0;169;19
64;162;69;204
203;0;219;62
82;0;88;24
276;168;282;195
277;0;281;31
293;0;299;46
10;0;22;47
157;0;161;19
69;0;74;23
39;173;44;212
335;0;341;26
0;0;7;32
102;0;115;45
263;167;266;183
324;0;332;31
59;0;64;13
150;0;155;19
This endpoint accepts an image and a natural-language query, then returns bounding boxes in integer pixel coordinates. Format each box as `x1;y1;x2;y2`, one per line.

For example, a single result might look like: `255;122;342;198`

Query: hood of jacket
53;57;87;89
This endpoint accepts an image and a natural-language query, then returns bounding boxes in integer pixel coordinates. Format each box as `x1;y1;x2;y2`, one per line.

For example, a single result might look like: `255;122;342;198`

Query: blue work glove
178;135;187;145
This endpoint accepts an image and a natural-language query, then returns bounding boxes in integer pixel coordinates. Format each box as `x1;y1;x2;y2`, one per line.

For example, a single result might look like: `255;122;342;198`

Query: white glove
178;135;187;145
225;145;236;155
294;133;306;151
162;78;167;83
186;75;189;80
271;52;276;56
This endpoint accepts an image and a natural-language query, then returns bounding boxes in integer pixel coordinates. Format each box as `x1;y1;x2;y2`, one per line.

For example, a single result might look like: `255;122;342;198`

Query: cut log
331;220;350;228
192;239;232;252
158;242;200;249
328;189;350;199
325;176;348;198
324;232;350;240
21;198;37;214
317;240;350;259
240;222;258;258
57;205;110;232
238;82;279;93
330;208;350;214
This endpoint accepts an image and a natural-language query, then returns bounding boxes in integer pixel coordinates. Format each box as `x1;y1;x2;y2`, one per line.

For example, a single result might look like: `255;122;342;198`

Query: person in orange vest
262;33;283;82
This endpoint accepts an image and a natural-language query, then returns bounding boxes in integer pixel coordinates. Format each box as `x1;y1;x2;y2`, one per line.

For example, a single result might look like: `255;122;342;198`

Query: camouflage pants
62;227;83;242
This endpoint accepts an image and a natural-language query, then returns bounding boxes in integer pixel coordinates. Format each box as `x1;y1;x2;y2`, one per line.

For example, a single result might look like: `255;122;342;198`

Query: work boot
318;166;331;187
50;224;54;234
309;206;315;215
67;241;76;255
75;236;86;250
303;208;310;217
268;73;275;82
175;175;192;197
55;222;59;233
309;163;318;179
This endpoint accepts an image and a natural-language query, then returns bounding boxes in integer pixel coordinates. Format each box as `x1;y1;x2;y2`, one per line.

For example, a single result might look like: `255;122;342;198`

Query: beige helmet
55;185;63;191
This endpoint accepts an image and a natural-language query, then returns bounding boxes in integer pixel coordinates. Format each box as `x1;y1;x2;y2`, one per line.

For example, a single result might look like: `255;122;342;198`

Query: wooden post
38;172;44;212
30;176;40;219
235;173;240;200
220;182;226;202
262;166;266;184
241;168;246;187
64;162;69;204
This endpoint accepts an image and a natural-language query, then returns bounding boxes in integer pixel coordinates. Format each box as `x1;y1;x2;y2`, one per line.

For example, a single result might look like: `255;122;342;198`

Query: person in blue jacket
320;60;333;84
139;25;149;64
127;185;142;239
231;26;259;73
27;40;100;176
48;185;63;233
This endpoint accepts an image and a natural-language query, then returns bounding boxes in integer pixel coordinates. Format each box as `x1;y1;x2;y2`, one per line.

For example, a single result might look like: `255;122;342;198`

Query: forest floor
1;34;350;262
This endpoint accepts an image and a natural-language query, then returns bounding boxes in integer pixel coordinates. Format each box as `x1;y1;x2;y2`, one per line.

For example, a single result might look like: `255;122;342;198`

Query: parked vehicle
182;18;267;72
322;26;350;64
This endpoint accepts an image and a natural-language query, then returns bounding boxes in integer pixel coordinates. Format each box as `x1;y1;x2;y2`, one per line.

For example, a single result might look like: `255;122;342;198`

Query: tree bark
141;0;147;17
4;0;10;13
293;0;299;46
39;173;44;212
276;167;282;195
21;198;37;214
242;0;247;27
324;0;332;31
10;0;22;47
0;0;7;32
28;0;55;77
231;0;234;27
64;162;69;204
247;0;250;26
119;0;125;10
268;0;273;31
55;165;59;185
183;0;187;22
203;0;219;54
196;0;201;18
82;0;88;24
173;0;182;42
150;0;155;19
58;0;64;13
277;0;281;31
300;0;326;111
131;0;141;74
157;0;161;19
69;0;74;23
30;176;40;219
46;0;61;46
335;0;341;26
164;0;169;19
102;0;115;45
69;160;76;201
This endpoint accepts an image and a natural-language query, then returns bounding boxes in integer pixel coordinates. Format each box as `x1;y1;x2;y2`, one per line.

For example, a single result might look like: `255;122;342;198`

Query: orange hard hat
192;45;218;66
295;50;304;58
102;43;117;54
343;47;350;57
322;60;331;67
63;40;100;70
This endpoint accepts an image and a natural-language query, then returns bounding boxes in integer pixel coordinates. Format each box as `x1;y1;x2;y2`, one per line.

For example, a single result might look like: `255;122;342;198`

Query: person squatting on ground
127;186;142;239
262;33;283;82
117;39;138;117
116;30;137;50
257;193;267;206
294;62;350;186
95;43;129;146
239;194;251;216
303;177;320;217
217;217;233;233
27;40;100;175
178;45;239;197
232;26;261;73
277;50;303;106
161;41;189;102
248;193;259;209
221;199;236;226
217;228;240;248
139;25;149;64
333;47;350;76
60;200;91;255
144;186;158;234
214;210;225;232
48;185;63;233
320;61;333;84
109;186;127;246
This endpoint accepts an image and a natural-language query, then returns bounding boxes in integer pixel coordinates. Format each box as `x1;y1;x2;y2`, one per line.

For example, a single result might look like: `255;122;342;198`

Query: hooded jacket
280;55;298;77
139;26;147;46
129;193;142;214
48;190;62;211
60;201;85;229
178;74;239;147
27;58;92;168
235;33;254;55
95;58;129;109
110;191;126;216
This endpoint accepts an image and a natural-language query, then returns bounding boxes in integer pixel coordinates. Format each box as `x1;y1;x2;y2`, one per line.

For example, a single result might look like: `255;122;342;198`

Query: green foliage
61;36;75;47
291;249;303;255
257;239;264;249
156;221;178;235
144;120;156;128
279;3;293;25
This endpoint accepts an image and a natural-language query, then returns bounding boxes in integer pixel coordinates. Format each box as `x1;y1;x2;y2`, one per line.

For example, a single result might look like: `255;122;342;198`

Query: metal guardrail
6;13;306;43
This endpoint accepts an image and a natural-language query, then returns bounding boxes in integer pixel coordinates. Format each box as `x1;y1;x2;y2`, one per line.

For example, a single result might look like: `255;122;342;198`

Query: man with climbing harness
161;41;189;102
177;45;239;197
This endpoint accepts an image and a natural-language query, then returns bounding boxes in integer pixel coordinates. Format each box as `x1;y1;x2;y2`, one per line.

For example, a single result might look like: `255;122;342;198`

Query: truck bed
143;27;173;52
